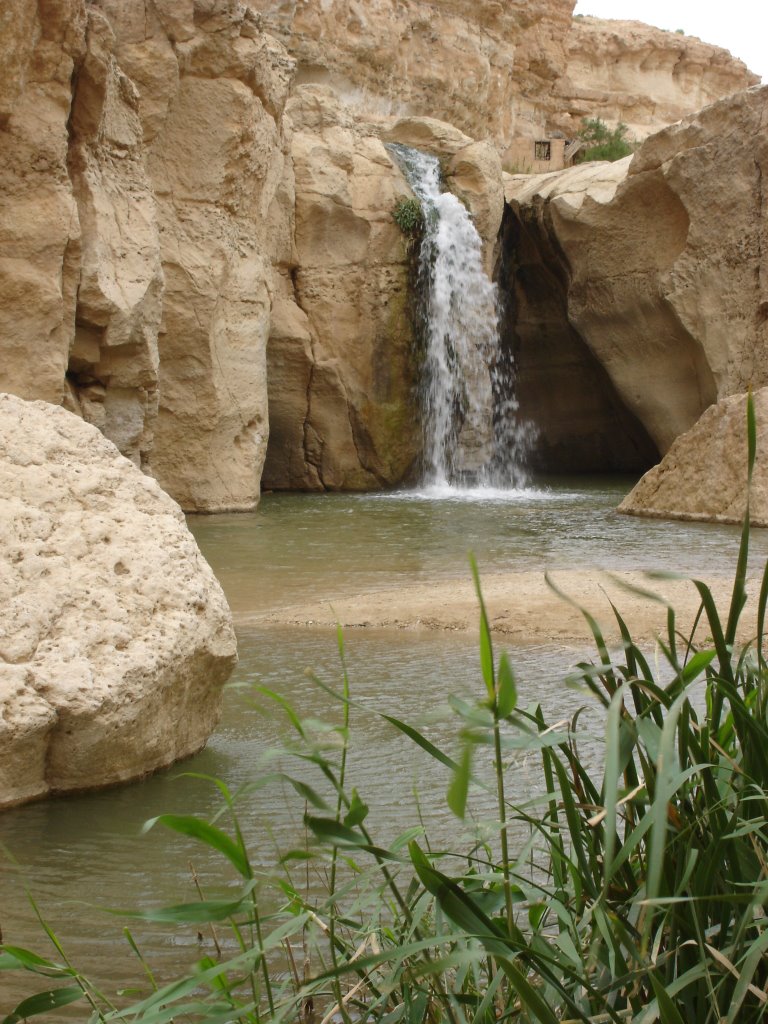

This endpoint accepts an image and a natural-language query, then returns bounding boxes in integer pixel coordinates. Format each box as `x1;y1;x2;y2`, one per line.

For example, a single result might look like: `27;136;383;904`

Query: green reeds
2;396;768;1023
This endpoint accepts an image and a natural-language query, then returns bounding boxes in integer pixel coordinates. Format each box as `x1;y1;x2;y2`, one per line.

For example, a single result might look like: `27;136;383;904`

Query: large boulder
0;394;237;810
619;389;768;526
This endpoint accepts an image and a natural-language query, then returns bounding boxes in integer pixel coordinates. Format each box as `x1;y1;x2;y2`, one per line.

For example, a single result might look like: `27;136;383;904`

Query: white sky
573;0;767;83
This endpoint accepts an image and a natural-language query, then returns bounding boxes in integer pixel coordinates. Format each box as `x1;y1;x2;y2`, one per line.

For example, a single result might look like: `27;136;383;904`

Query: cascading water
387;143;530;490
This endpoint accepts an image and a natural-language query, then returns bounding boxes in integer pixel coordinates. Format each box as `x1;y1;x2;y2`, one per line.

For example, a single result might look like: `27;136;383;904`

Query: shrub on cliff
392;196;423;236
578;117;634;162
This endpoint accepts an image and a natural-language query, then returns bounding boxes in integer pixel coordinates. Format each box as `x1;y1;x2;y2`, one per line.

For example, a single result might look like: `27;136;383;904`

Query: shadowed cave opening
496;203;660;475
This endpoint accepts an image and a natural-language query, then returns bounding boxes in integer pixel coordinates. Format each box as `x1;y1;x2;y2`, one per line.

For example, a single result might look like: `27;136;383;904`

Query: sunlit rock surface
555;16;759;140
620;389;768;526
503;86;768;464
0;393;237;810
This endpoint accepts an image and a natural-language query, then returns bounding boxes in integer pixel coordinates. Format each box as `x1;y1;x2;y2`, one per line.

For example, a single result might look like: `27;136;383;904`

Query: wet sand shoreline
244;569;756;647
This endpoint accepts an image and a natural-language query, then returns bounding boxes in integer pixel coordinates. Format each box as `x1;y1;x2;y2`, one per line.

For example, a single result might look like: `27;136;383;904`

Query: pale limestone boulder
619;389;768;526
0;393;237;810
262;86;420;491
380;117;474;157
447;140;504;274
503;86;768;464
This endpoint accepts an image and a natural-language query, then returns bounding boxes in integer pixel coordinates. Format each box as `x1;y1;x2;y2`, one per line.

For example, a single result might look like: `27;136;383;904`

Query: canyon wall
262;89;421;491
0;0;291;512
554;17;759;141
503;85;768;466
0;0;761;509
247;0;575;150
248;1;756;147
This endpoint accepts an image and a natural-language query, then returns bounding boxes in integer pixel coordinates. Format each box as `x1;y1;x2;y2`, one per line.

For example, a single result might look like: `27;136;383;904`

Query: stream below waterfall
3;479;767;1005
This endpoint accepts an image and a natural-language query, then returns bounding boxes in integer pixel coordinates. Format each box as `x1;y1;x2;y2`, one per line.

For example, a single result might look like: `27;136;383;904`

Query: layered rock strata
248;1;757;147
619;389;768;526
503;85;768;467
555;17;759;141
247;0;575;151
0;393;237;810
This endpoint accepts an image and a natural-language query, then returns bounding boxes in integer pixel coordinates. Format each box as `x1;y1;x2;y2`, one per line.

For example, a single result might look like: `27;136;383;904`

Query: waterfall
387;143;529;489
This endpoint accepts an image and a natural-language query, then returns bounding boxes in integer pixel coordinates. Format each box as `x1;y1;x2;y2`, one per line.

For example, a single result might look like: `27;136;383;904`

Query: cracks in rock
341;378;388;489
290;266;325;488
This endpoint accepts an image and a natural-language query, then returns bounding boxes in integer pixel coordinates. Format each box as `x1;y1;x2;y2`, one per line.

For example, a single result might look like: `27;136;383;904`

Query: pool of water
188;478;768;618
1;478;762;1008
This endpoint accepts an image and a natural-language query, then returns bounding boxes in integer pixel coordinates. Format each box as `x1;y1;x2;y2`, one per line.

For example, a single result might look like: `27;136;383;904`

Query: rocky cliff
248;1;756;147
555;17;759;141
0;0;291;512
0;0;761;510
503;85;768;471
247;0;575;151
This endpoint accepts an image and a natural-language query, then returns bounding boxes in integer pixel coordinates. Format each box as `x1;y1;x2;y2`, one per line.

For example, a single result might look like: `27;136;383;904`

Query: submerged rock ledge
0;394;237;811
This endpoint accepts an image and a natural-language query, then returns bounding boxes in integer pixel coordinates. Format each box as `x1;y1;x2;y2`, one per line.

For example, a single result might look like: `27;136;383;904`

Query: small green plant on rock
578;116;634;162
392;196;423;237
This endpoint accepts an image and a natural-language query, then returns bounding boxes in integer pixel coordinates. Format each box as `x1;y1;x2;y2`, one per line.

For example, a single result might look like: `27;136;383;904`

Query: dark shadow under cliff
496;202;659;474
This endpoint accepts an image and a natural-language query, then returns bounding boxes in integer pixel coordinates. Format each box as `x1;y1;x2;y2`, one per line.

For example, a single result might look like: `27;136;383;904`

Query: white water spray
388;143;530;490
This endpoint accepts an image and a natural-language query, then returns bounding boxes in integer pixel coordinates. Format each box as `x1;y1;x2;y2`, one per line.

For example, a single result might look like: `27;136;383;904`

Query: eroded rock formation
0;0;292;512
0;393;236;809
248;1;756;148
555;17;759;141
619;389;768;526
503;85;768;468
0;1;761;507
248;0;575;151
262;89;420;490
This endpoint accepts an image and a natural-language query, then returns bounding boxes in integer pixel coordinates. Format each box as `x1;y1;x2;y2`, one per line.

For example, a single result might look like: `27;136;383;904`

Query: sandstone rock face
619;389;768;526
503;86;768;465
247;1;757;150
0;393;237;810
497;162;659;473
0;0;85;407
262;88;420;490
66;5;163;468
557;18;759;141
247;0;575;151
0;0;293;512
129;0;293;511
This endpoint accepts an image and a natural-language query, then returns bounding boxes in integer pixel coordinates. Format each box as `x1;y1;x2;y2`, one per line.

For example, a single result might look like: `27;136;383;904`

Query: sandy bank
247;570;759;647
